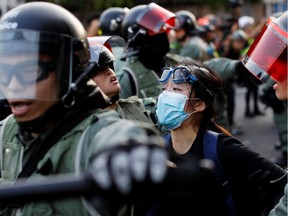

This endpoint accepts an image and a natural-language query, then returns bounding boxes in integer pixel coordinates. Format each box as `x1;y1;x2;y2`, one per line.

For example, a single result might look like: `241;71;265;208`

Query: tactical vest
117;96;156;126
117;57;162;99
0;111;123;216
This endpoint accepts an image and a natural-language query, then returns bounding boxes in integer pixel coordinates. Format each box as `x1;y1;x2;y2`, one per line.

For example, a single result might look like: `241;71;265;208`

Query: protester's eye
172;87;183;92
161;85;168;91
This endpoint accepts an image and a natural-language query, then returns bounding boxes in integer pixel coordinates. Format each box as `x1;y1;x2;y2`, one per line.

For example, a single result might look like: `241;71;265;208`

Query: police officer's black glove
88;138;168;196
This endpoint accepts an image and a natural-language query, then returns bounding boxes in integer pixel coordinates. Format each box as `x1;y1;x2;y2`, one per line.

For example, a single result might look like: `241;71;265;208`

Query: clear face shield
88;35;126;65
0;30;73;101
242;17;287;85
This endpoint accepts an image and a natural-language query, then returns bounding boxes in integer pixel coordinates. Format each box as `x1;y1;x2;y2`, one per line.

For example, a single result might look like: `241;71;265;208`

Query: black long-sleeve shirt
151;128;287;216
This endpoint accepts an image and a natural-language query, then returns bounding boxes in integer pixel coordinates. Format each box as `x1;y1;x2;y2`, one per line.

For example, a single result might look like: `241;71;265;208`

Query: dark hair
180;60;231;135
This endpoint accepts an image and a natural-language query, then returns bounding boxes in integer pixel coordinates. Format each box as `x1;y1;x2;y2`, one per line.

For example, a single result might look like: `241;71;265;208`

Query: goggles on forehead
159;66;197;84
158;66;214;97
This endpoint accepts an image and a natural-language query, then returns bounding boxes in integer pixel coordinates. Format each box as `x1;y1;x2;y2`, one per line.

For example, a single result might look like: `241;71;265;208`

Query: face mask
156;91;196;130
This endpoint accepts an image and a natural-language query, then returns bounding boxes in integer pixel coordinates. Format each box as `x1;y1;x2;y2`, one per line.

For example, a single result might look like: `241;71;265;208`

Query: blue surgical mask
156;91;196;130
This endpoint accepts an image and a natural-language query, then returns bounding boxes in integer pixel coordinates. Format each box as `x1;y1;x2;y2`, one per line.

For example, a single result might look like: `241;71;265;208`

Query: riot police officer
172;10;214;62
242;11;287;168
242;11;288;216
88;36;158;128
0;2;168;215
116;3;181;99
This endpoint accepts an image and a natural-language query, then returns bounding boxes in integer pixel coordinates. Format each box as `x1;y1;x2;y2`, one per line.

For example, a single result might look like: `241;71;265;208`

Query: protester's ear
195;100;206;112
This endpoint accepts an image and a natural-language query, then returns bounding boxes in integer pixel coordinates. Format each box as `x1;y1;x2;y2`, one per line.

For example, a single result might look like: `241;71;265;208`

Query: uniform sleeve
84;111;163;164
203;57;238;81
80;111;165;215
141;97;158;123
218;135;287;213
269;184;288;216
180;43;200;60
0;115;13;179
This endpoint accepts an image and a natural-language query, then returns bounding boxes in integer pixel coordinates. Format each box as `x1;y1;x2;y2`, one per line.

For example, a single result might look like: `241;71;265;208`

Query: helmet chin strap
109;93;120;104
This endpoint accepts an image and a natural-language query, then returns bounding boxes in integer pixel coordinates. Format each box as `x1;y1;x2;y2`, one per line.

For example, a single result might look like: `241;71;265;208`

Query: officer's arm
203;57;238;81
180;44;200;60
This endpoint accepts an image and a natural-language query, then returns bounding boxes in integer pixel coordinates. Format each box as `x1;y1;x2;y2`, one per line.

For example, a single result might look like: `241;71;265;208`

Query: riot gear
121;3;175;60
116;3;178;99
229;0;243;7
0;2;93;132
232;29;248;41
88;37;116;71
238;16;255;30
175;10;204;36
121;3;175;41
0;2;90;101
98;7;129;36
88;36;126;71
242;11;287;84
198;17;216;32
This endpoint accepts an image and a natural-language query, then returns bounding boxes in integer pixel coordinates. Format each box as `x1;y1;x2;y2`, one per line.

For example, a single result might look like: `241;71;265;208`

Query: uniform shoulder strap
122;67;138;96
0;114;13;173
203;130;236;216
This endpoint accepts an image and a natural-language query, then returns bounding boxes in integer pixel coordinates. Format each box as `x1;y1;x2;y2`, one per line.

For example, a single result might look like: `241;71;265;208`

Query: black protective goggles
0;60;56;86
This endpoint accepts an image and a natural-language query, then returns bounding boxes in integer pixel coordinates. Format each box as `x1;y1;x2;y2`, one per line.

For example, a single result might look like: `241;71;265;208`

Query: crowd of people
0;1;286;216
88;1;287;166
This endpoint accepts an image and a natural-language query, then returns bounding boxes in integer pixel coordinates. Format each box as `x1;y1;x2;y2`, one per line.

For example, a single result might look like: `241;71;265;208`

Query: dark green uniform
0;110;161;216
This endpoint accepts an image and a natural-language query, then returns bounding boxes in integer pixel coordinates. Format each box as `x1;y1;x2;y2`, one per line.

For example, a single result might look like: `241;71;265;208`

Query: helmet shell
88;36;126;71
198;17;216;32
121;3;175;39
229;0;243;7
0;2;90;99
98;7;129;36
175;10;204;35
238;16;255;29
232;29;248;41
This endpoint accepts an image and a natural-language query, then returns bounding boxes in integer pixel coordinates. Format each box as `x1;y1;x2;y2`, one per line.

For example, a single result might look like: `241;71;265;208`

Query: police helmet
175;10;204;36
88;36;126;72
89;40;115;71
232;29;248;41
238;16;255;29
121;3;176;40
229;0;243;7
198;17;216;33
0;2;90;102
98;7;129;36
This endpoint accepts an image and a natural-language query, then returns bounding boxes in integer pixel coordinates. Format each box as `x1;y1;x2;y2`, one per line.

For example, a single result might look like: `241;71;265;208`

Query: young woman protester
148;60;287;216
